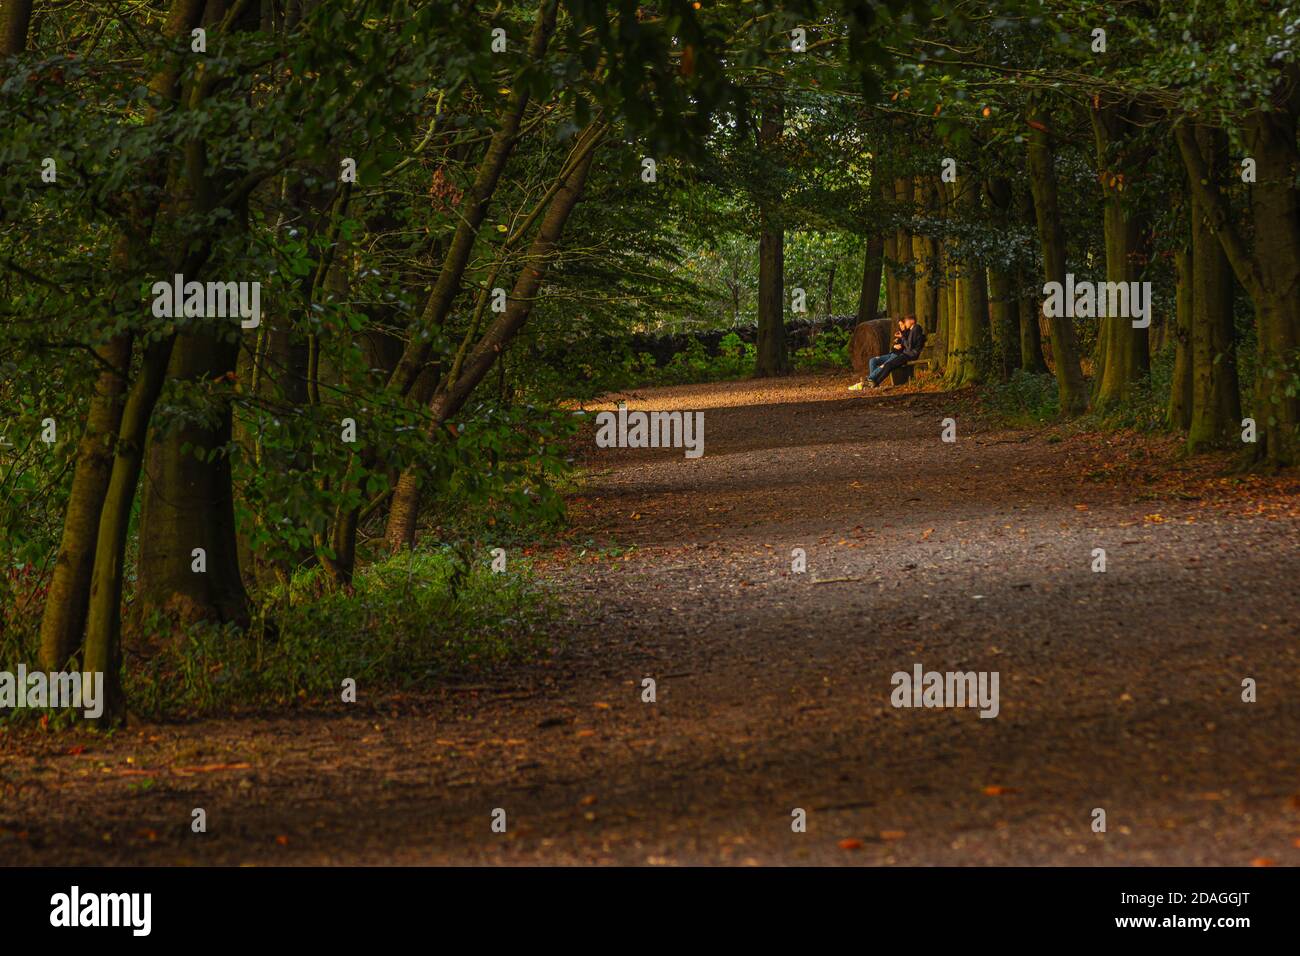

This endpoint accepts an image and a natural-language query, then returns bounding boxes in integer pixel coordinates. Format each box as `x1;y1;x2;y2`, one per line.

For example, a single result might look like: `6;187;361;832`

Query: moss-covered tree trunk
930;178;949;372
1185;126;1241;452
913;179;939;333
1090;102;1150;411
37;0;206;673
1026;99;1088;414
1243;111;1300;465
84;339;176;725
38;335;131;670
945;177;988;386
1177;103;1300;465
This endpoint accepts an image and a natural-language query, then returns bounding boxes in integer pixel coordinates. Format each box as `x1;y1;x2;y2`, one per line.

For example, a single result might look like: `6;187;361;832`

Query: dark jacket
897;324;926;360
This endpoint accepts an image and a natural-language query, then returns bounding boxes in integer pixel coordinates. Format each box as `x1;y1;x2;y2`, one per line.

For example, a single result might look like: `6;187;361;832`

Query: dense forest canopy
1;0;1296;724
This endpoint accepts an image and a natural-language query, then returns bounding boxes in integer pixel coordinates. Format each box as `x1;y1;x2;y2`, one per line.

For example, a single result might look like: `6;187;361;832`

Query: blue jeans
869;352;908;382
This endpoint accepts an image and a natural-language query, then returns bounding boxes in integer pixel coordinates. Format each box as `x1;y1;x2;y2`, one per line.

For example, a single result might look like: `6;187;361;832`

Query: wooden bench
886;355;933;386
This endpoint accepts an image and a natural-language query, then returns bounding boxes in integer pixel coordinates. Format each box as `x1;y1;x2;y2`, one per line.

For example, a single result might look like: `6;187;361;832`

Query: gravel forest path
4;372;1299;865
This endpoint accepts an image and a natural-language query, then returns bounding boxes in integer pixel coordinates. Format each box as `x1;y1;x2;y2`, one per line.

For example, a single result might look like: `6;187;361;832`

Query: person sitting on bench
862;314;925;388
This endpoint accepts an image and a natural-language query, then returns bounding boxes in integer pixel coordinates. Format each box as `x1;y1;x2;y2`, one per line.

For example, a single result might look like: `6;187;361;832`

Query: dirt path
4;372;1299;865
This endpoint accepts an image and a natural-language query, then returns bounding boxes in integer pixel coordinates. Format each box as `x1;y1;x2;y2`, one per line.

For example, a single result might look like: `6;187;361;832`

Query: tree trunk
945;177;989;386
1016;178;1049;373
36;0;206;672
1017;293;1047;374
137;332;250;625
1176;107;1300;465
987;267;1018;379
985;177;1020;379
84;339;176;725
0;0;32;55
1090;102;1150;410
1186;126;1241;452
913;178;939;333
383;126;606;547
1243;111;1300;465
755;92;788;377
387;0;559;397
882;180;898;318
1168;243;1194;430
1026;99;1088;414
856;233;883;322
894;177;915;316
38;336;131;670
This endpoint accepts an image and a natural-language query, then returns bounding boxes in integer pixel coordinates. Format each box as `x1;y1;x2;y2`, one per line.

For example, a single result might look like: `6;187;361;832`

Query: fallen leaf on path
838;838;863;850
982;786;1019;796
66;745;86;755
275;835;290;846
880;830;906;841
1251;857;1277;867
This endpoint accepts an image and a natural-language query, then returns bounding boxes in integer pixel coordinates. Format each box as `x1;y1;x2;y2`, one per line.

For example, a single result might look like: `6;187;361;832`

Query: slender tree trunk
934;273;948;373
894;177;915;316
985;177;1020;379
882;180;898;318
84;339;176;725
1017;294;1047;374
1168;243;1194;430
384;126;605;548
755;92;788;377
387;0;559;397
1187;126;1241;452
987;268;1018;379
38;336;131;669
1026;99;1088;414
1016;177;1049;373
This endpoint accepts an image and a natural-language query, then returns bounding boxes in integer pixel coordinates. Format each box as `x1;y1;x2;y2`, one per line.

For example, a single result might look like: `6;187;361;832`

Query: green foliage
793;326;852;370
1;547;554;724
988;369;1061;425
